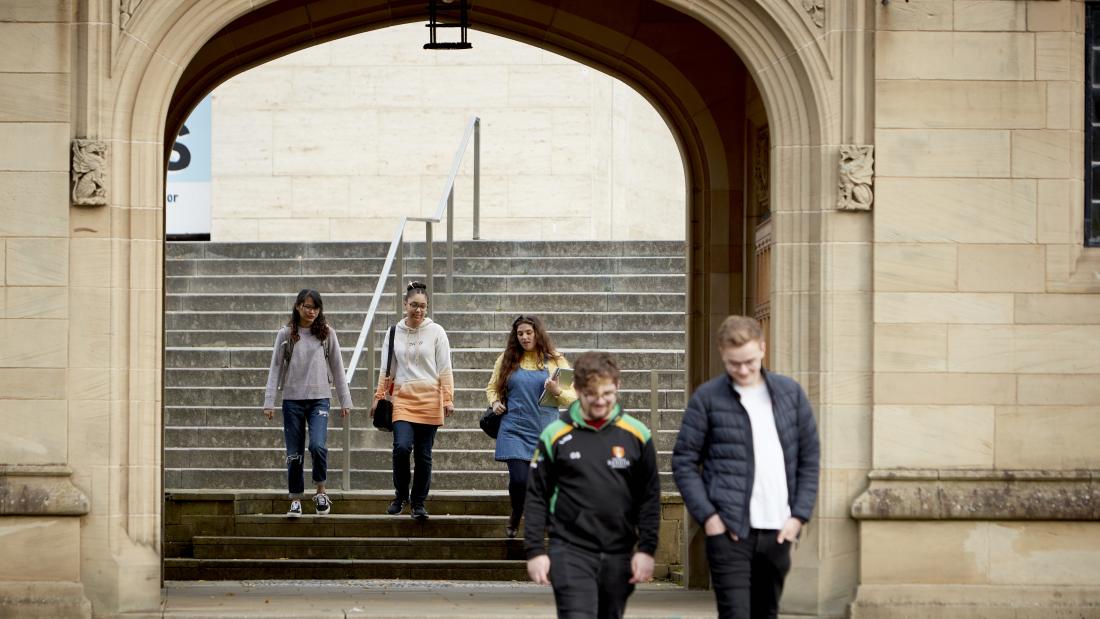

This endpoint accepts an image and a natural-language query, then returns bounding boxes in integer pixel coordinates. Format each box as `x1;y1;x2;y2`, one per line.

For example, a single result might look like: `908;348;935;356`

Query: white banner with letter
166;95;212;238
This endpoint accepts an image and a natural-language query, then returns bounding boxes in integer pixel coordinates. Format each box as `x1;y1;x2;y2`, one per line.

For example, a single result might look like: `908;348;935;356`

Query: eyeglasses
579;389;617;403
407;302;428;310
512;315;531;327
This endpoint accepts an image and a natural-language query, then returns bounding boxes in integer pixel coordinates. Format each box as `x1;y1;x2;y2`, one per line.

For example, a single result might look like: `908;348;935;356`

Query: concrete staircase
164;491;530;580
163;240;686;580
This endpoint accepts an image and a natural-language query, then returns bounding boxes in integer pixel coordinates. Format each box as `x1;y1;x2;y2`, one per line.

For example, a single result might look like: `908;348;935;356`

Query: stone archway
72;0;865;615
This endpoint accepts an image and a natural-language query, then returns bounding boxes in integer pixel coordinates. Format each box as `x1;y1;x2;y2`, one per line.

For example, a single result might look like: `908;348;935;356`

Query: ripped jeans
281;398;329;498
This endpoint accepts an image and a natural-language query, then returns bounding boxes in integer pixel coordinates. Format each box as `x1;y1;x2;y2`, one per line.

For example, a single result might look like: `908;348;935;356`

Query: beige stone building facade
0;0;1097;617
204;23;686;242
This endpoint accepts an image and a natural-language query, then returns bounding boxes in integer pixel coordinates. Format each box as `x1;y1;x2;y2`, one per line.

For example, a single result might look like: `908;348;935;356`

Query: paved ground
160;580;720;618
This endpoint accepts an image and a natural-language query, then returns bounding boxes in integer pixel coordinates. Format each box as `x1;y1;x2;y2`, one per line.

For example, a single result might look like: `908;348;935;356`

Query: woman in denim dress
486;315;576;537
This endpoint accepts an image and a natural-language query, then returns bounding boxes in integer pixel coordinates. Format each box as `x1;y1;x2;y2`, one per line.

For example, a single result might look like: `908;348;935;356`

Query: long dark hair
287;289;329;342
494;315;560;401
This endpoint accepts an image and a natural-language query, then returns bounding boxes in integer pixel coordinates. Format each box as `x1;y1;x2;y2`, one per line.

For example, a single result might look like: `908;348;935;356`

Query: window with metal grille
1086;5;1100;245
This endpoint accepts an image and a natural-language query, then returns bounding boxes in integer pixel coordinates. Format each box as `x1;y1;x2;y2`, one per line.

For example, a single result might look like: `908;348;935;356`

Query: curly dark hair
287;289;329;342
493;315;561;402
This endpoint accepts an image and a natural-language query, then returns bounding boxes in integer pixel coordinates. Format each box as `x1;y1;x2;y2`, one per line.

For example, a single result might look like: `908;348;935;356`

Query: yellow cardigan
485;351;577;407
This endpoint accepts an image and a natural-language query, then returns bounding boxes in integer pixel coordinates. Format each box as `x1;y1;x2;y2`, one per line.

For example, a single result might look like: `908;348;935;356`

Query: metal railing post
650;369;660;434
447;188;454;293
396;233;405;320
367;334;376;399
473;118;480;240
342;410;351;491
425;222;434;315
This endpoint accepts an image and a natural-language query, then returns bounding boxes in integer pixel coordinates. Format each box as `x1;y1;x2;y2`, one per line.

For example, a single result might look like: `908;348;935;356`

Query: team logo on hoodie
607;445;630;469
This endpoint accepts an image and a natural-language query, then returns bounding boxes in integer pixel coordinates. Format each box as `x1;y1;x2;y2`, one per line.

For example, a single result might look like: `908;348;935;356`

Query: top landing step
168;240;687;261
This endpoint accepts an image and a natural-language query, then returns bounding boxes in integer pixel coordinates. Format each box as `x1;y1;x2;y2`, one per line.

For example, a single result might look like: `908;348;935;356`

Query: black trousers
548;540;635;619
505;458;529;522
705;528;792;619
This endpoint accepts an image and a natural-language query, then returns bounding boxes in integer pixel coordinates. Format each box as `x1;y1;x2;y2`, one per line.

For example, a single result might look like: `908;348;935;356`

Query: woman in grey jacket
263;289;352;518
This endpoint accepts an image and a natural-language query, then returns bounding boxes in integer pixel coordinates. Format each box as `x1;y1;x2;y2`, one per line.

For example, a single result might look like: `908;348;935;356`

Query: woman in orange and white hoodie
371;281;454;520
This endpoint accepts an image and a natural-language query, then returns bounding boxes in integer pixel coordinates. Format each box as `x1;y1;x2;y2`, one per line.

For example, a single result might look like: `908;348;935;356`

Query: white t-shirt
734;381;791;530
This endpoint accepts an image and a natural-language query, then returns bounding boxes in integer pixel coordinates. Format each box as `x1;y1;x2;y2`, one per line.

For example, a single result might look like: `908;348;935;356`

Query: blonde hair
717;315;764;348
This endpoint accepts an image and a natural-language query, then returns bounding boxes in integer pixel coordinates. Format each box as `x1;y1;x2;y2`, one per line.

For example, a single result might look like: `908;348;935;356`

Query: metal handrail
338;116;481;490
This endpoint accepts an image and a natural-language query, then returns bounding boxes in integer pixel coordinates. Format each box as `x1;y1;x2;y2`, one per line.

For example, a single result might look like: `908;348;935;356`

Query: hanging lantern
424;0;473;50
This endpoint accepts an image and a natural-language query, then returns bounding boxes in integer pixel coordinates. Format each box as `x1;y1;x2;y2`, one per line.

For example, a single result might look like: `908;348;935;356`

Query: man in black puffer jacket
672;315;820;619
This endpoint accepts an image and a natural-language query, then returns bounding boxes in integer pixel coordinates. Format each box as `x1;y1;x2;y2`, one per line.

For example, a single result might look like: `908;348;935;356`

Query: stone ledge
852;469;1100;520
0;465;90;516
868;468;1100;481
851;584;1100;619
0;581;91;619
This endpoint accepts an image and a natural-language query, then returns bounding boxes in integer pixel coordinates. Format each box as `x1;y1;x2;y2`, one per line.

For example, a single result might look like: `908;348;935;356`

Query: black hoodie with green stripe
524;401;661;559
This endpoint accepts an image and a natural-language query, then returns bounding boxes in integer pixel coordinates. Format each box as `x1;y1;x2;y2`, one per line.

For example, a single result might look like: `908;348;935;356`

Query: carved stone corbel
120;0;144;30
71;139;108;207
837;145;873;212
801;0;825;29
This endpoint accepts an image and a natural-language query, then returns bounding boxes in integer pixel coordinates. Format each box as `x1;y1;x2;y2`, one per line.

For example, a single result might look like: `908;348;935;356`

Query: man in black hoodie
524;351;661;619
672;315;820;619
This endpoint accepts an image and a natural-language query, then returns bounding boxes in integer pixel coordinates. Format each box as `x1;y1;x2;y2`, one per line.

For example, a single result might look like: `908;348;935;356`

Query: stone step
165;468;677;491
165;468;497;490
165;406;687;431
163;557;528;580
165;310;686;333
165;329;685;350
191;536;526;560
164;367;686;390
167;255;685;277
234;513;517;538
166;490;517;517
166;292;686;313
167;240;686;261
163;490;681;582
163;427;684;451
166;273;686;295
162;386;687;409
165;347;685;370
165;447;677;471
164;240;688;493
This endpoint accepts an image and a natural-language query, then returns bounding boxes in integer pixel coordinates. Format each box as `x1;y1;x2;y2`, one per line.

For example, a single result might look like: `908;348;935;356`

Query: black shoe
386;498;408;515
286;500;302;519
411;504;429;520
505;513;521;538
312;492;332;516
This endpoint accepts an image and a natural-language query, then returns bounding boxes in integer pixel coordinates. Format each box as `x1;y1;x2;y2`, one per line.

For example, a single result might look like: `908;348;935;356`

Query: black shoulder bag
479;401;504;439
372;325;397;431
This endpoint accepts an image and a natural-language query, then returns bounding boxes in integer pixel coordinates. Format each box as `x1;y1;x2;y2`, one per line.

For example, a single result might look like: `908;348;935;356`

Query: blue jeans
392;420;438;506
282;398;329;498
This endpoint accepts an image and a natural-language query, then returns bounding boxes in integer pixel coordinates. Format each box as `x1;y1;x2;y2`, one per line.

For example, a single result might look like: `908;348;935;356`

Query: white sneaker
287;500;302;518
313;493;331;516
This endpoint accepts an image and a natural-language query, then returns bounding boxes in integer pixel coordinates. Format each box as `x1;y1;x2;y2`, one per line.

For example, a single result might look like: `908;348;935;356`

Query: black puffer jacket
672;370;820;539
